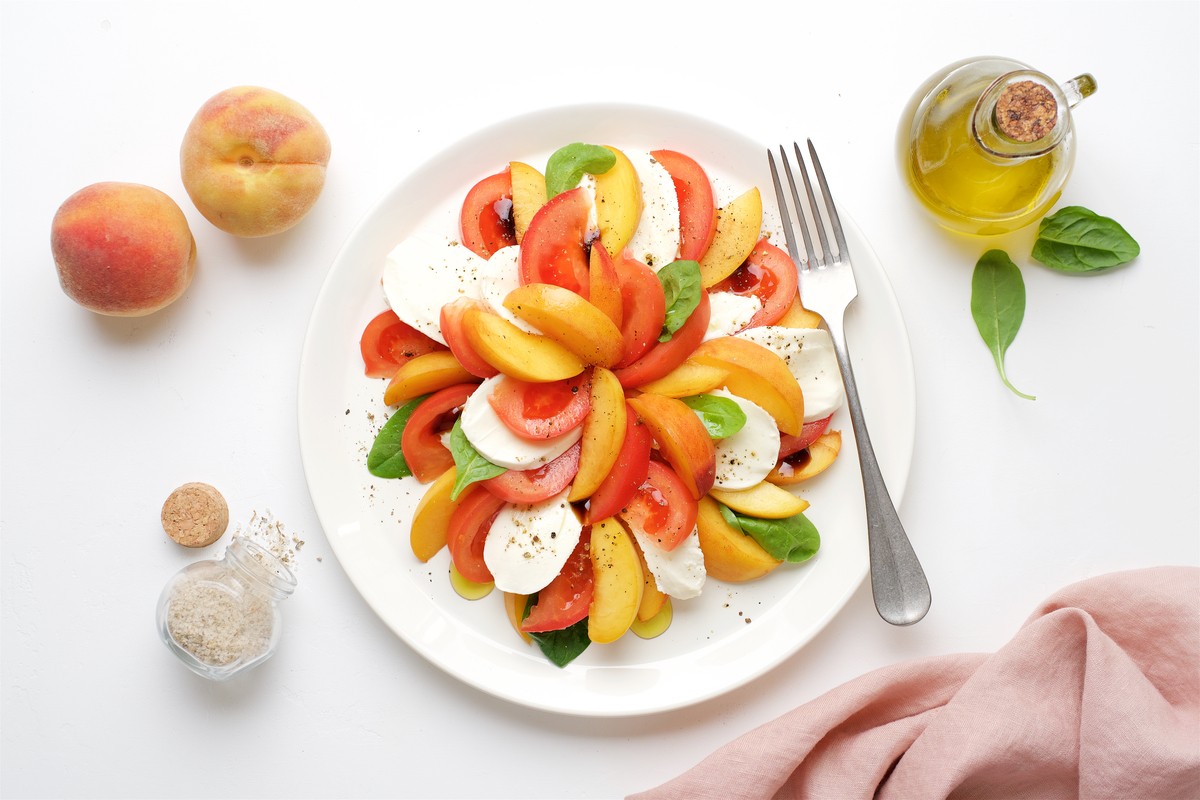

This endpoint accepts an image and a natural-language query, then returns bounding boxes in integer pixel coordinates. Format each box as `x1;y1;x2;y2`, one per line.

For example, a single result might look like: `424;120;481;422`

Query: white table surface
3;2;1197;798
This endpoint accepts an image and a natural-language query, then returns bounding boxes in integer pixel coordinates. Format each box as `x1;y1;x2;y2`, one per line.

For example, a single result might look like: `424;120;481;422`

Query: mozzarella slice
477;245;540;334
459;375;583;470
735;326;845;422
706;389;780;490
629;524;706;600
383;235;485;345
576;172;599;234
703;291;762;341
484;489;583;595
625;150;680;271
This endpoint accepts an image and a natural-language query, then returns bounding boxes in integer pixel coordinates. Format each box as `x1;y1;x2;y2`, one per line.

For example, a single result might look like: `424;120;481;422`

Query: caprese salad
359;142;845;667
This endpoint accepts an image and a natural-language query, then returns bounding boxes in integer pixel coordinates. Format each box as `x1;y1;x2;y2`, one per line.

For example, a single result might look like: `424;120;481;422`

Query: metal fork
769;141;931;626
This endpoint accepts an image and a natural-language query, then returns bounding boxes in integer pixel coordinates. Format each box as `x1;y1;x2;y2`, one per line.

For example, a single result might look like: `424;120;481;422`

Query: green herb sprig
680;394;746;439
1032;206;1140;273
656;259;702;341
447;418;506;499
521;593;591;668
718;503;821;563
545;143;616;198
366;394;430;478
971;250;1035;401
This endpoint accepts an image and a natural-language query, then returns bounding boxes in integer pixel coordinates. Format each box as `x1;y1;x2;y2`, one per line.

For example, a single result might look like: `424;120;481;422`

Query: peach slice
635;541;667;622
588;244;623;328
587;518;644;644
594;146;643;258
695;495;781;582
635;359;729;398
691;336;805;435
768;430;842;485
410;467;461;561
568;367;627;502
462;305;586;382
503;283;624;367
778;295;824;329
626;393;716;499
503;592;533;644
510;161;547;243
698;187;762;287
709;481;810;519
383;351;478;407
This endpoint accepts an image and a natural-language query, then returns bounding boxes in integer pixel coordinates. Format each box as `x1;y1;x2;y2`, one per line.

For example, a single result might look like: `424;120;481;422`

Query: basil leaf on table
971;250;1036;401
657;259;702;341
723;504;821;563
447;418;506;500
1031;206;1140;273
366;394;430;478
680;394;746;439
545;143;616;198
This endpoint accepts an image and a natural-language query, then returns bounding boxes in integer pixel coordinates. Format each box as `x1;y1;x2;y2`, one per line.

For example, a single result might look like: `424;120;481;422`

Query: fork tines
768;141;849;270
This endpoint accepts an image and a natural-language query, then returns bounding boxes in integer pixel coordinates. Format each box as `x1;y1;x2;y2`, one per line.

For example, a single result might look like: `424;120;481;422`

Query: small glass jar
897;56;1097;235
156;536;296;681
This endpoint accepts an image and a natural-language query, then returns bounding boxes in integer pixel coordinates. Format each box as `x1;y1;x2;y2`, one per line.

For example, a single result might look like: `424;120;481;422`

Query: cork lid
995;80;1058;143
162;482;229;547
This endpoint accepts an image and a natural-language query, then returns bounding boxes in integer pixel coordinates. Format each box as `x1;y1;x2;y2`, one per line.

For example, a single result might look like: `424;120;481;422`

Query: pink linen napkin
630;566;1200;800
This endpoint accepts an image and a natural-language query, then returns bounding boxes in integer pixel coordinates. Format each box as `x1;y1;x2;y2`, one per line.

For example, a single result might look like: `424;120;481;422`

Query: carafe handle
1062;74;1097;108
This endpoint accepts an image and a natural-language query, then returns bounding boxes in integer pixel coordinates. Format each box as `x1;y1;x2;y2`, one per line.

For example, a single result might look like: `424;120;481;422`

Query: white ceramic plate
298;104;915;717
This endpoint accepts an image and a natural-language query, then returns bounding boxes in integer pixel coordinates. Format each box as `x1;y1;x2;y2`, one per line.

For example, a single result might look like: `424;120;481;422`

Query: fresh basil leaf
366;395;429;478
717;502;744;533
971;250;1036;401
681;394;746;439
1032;206;1140;273
545;143;616;198
731;509;821;563
526;617;591;668
657;259;702;341
448;418;506;500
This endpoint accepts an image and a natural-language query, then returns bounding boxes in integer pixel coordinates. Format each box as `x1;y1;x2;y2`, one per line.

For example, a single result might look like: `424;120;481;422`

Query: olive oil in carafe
904;92;1062;235
897;58;1095;237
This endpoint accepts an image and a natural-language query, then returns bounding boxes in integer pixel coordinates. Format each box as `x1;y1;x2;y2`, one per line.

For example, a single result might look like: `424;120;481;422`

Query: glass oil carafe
897;57;1096;236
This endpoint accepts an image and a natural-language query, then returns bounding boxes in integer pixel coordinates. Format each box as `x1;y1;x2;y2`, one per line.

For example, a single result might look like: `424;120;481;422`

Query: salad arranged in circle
359;142;846;667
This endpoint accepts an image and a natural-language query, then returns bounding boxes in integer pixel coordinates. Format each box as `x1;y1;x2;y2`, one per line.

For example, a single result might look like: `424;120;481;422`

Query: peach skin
180;86;331;237
51;182;196;316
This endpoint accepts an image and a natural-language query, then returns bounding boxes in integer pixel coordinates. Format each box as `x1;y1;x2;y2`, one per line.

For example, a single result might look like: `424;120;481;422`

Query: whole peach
180;86;331;237
51;182;197;316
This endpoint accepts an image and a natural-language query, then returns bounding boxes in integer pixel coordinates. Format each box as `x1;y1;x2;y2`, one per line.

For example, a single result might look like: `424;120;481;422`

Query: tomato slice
460;169;516;259
447;486;505;583
400;383;476;483
711;238;799;329
778;415;832;458
359;310;447;379
586;404;652;523
613;290;711;389
520;527;593;633
483;442;581;504
613;255;666;368
488;372;591;440
440;298;500;379
649;149;717;262
518;187;591;296
621;460;698;552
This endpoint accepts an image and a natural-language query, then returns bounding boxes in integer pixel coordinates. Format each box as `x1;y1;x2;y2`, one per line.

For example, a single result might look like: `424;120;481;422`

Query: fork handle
825;312;931;626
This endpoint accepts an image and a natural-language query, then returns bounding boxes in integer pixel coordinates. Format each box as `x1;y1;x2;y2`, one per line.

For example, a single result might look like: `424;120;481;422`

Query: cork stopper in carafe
995;80;1058;143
